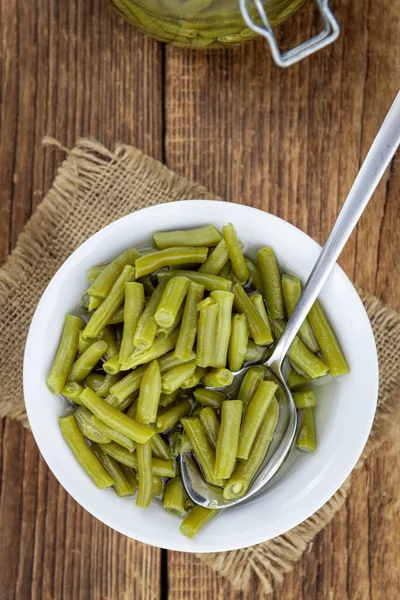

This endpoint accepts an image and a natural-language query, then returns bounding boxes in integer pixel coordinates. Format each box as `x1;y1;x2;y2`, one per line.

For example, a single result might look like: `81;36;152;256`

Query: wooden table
1;1;399;598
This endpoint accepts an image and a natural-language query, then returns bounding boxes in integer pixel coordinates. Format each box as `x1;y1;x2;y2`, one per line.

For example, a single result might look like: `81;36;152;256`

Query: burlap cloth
1;138;399;594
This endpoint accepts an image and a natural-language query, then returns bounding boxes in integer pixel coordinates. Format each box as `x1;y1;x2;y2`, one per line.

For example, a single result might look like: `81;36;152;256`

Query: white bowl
24;201;378;552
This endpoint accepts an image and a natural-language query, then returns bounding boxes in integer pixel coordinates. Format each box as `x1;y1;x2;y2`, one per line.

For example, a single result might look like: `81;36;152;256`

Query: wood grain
0;0;399;598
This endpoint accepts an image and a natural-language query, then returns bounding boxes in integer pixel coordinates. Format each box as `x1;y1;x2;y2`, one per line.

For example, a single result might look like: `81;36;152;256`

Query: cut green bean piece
196;302;219;368
211;290;234;368
157;270;233;292
181;366;205;389
228;313;248;372
102;353;122;375
258;247;285;320
308;301;349;376
174;281;205;361
154;276;190;328
238;366;266;407
136;441;153;508
222;223;249;284
282;274;319;352
154;225;221;249
156;303;184;339
159;390;179;407
97;441;175;477
137;274;155;296
107;305;124;325
59;415;114;489
127;329;180;369
87;264;107;282
197;297;213;311
218;261;231;279
151;433;171;460
163;477;188;518
180;505;218;539
152;475;164;499
199;407;220;450
181;417;225;487
83;265;135;339
244;340;266;363
287;370;311;389
156;398;192;433
293;390;316;409
232;284;273;346
96;372;122;398
132;280;167;351
215;400;243;479
119;282;145;364
126;398;138;419
62;382;85;406
136;360;161;424
78;331;95;355
88;248;139;299
91;416;136;451
223;398;279;500
198;239;229;274
296;408;316;452
250;294;272;335
80;388;154;444
99;326;119;358
120;464;138;493
169;431;192;457
272;320;329;379
135;247;208;278
193;388;225;410
110;365;147;403
202;368;233;388
74;407;111;443
158;350;196;374
237;381;277;459
93;446;137;497
47;314;83;394
245;259;263;292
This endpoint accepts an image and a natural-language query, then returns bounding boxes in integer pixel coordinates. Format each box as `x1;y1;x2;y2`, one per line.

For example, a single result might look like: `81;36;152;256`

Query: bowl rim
23;200;379;552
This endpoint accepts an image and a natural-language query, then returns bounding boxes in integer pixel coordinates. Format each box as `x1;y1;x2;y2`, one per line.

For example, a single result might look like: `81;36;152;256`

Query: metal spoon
181;91;400;510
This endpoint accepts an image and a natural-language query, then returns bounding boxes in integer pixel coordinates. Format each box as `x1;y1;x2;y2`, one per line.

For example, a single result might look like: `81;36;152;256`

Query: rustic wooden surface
0;0;399;598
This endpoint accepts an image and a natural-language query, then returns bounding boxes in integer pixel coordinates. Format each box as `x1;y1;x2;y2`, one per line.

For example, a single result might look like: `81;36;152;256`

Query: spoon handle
269;91;400;368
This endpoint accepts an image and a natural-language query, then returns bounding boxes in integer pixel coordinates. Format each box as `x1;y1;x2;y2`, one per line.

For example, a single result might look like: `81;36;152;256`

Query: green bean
156;398;192;433
83;265;135;339
47;314;83;394
232;284;273;346
59;415;114;489
296;408;316;452
103;390;136;411
153;225;221;249
287;370;311;389
120;464;138;493
157;270;233;292
307;301;349;376
119;282;145;364
174;281;205;361
244;340;266;363
88;248;139;299
156;303;184;339
158;349;196;374
228;313;248;372
223;398;279;500
136;441;153;508
201;368;233;388
107;305;124;325
133;281;167;351
238;366;266;407
222;223;249;284
78;331;95;355
137;360;161;424
180;505;218;539
181;366;205;389
198;239;229;274
137;274;155;296
245;259;263;292
193;388;225;410
151;433;171;460
293;390;316;409
99;326;119;358
74;407;111;443
159;390;179;408
250;294;272;335
93;445;137;497
135;247;208;278
109;365;147;403
163;477;188;518
62;382;85;406
96;372;123;398
237;381;277;459
257;247;285;320
80;388;154;444
197;297;213;311
169;431;192;457
211;290;234;367
81;293;102;311
154;276;190;328
282;274;318;352
218;261;231;279
97;441;175;477
126;398;138;418
87;264;107;282
272;320;329;379
127;329;180;369
91;416;136;451
215;400;243;479
102;353;122;375
196;302;219;368
199;407;220;450
181;417;225;487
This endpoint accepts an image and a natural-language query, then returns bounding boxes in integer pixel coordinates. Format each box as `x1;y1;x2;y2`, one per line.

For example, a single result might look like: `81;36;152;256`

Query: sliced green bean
97;441;175;477
119;282;145;364
83;265;135;339
180;505;218;539
282;274;318;351
88;248;139;299
197;297;213;311
126;398;138;418
59;415;114;489
91;416;136;451
120;464;138;493
169;431;192;457
103;390;136;411
199;407;220;450
62;382;85;406
47;314;83;394
211;290;234;368
151;433;171;460
287;370;311;389
245;259;263;292
156;398;192;433
156;303;184;339
293;390;316;409
93;445;137;497
307;300;349;376
222;223;249;284
244;340;266;363
198;239;229;274
174;281;205;361
80;293;102;311
159;390;179;408
157;270;233;292
107;305;124;325
223;398;279;500
154;225;221;249
102;353;122;375
201;368;233;388
237;381;277;460
163;477;188;518
74;407;111;443
218;261;231;279
228;313;248;372
135;247;208;278
87;264;107;282
99;326;119;358
257;247;285;320
137;274;155;296
96;372;123;398
196;302;219;368
296;407;316;452
250;294;272;335
127;328;180;369
136;360;161;424
215;400;243;479
238;366;266;407
136;441;153;508
78;331;95;355
154;276;190;328
181;366;205;389
132;281;167;351
152;475;165;499
232;284;273;346
80;388;154;444
181;417;225;487
193;388;225;410
109;365;147;403
158;350;196;374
